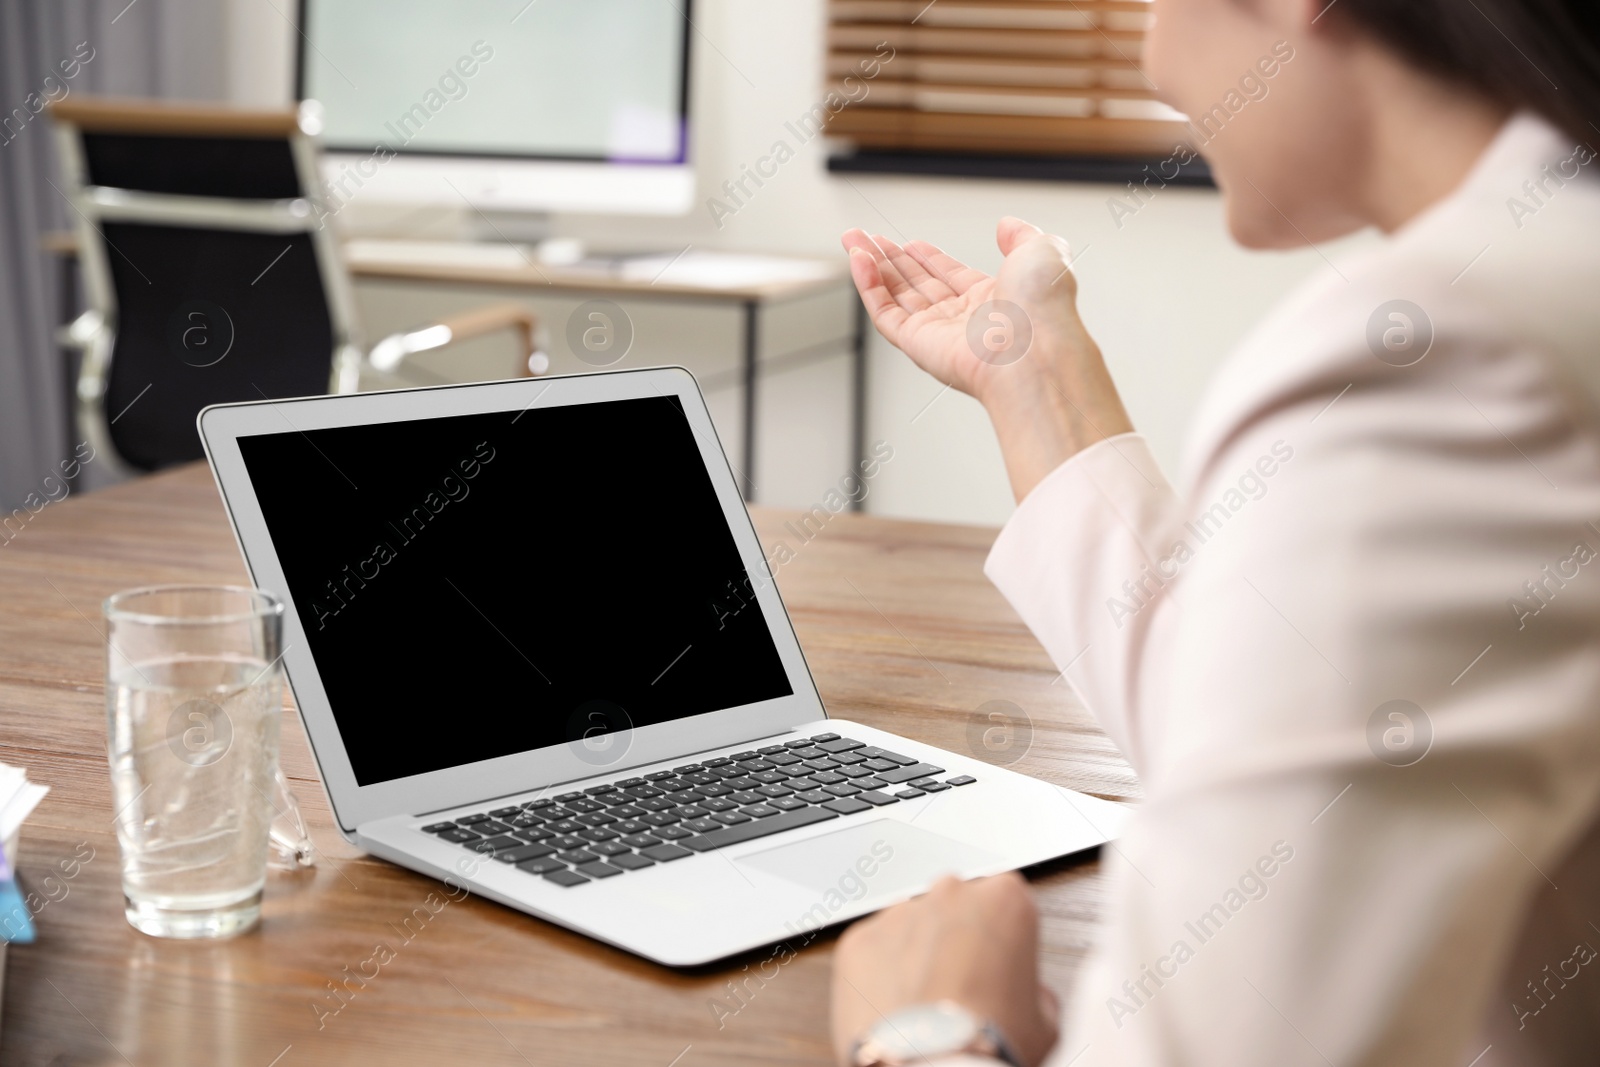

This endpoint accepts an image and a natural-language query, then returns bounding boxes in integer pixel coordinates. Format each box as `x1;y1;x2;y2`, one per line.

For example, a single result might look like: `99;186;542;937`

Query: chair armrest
368;302;548;378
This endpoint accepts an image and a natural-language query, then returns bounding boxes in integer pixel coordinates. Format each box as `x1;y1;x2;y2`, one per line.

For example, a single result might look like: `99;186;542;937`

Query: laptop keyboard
419;733;977;887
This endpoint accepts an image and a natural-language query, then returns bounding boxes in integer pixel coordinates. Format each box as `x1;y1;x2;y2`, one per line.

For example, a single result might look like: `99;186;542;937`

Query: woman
830;0;1600;1065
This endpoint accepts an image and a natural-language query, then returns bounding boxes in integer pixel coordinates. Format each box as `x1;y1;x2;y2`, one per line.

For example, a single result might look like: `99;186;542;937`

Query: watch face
874;1002;980;1058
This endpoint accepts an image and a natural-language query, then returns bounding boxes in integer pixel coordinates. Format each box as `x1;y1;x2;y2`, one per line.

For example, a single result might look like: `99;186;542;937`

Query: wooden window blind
825;0;1191;158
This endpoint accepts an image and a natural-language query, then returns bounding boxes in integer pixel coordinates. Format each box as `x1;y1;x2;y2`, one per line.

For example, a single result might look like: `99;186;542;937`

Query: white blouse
986;114;1600;1066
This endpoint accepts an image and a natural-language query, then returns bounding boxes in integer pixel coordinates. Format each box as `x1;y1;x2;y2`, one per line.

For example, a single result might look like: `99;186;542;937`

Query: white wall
227;0;1371;526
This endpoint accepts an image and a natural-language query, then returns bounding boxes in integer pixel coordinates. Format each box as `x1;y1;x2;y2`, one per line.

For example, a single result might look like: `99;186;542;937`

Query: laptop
199;367;1129;965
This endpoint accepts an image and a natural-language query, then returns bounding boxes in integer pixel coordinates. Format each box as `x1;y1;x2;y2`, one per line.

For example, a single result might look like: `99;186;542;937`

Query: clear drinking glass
104;585;285;938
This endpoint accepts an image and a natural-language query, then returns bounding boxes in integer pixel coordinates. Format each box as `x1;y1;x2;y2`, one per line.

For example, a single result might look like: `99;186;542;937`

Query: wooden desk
0;465;1137;1067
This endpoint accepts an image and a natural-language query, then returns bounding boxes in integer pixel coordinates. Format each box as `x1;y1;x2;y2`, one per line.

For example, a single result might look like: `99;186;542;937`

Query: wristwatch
850;1001;1022;1067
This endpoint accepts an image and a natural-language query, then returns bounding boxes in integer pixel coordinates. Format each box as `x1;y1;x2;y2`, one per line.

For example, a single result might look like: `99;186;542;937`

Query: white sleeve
985;342;1600;1067
983;433;1180;772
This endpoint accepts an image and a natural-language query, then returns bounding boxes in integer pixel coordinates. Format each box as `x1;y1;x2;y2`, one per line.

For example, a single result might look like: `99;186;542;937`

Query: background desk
0;464;1137;1067
342;243;864;508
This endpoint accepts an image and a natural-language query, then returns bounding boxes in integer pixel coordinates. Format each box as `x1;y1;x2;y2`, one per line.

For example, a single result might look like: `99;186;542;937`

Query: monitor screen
236;395;791;786
298;0;689;163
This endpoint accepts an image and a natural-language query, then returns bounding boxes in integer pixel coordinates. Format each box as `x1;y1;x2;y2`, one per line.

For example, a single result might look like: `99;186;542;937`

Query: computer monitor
296;0;694;218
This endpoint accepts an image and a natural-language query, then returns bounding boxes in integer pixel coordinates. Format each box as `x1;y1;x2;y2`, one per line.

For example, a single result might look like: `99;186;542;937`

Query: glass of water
104;585;284;938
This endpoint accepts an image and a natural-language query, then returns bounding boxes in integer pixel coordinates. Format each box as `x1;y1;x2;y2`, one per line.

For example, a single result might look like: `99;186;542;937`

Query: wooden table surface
0;463;1137;1067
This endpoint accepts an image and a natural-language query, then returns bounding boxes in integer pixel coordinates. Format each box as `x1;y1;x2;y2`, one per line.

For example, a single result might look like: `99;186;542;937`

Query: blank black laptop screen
236;395;793;786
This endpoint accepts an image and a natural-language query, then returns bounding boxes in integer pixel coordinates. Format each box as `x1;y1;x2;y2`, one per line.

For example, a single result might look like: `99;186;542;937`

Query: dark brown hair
1337;0;1600;146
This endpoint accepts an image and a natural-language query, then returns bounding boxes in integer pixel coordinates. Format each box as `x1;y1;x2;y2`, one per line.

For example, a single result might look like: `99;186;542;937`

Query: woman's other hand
831;873;1060;1067
842;219;1133;501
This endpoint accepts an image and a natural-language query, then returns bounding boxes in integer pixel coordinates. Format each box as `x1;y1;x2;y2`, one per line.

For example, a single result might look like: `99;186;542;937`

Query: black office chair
49;97;547;474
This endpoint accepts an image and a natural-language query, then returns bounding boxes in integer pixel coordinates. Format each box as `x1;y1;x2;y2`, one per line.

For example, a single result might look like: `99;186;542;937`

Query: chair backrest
50;98;359;472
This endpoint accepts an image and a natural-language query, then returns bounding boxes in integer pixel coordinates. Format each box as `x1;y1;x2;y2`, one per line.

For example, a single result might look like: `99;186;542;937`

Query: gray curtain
0;0;227;510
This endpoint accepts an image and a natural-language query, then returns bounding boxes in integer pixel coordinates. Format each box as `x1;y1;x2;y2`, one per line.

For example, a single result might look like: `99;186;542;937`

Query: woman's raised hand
841;217;1133;500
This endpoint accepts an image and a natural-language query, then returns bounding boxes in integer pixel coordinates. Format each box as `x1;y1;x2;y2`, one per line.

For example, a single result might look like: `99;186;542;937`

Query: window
825;0;1195;175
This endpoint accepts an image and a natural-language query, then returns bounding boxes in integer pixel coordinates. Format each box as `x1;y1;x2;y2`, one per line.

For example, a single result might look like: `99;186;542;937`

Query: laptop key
862;759;898;773
579;828;620;842
703;757;733;767
683;817;721;833
512;826;554;843
556;791;583;802
547;819;583;834
548;835;587;850
948;775;977;786
812;772;847;786
729;750;760;760
590;841;631;857
423;822;458;833
435;828;480;843
675;805;709;820
729;790;764;805
838;766;875;779
894;788;926;799
646;771;676;781
702;797;738;812
857;791;899;807
517;856;567;874
822;797;873;815
637;798;675;812
823;783;862;798
878;751;920;766
758;744;788;754
524;798;556;809
643;812;681;827
471;835;523;854
640;843;694;862
741;804;780;818
455;813;490;825
698;783;733;798
876;763;945;784
575;812;616;827
565;799;604;813
802;758;839;772
609;804;647;818
817;738;865;754
854;777;889;791
585;783;618;795
558;849;600;864
808;733;841;743
709;811;751;826
614;819;651;835
921;782;952;793
609;852;655;871
621;833;662;848
544;869;590;887
910;778;938;789
756;784;794;798
577;861;624;879
767;753;802;766
489;807;522;818
770;796;808;811
831;752;867;766
655;825;693;840
683;805;839;852
797;789;831;803
784;738;815;748
494;842;557;863
750;771;786;785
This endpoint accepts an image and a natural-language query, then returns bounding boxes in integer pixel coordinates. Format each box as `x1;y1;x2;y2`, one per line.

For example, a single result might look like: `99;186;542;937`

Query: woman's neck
1354;55;1512;233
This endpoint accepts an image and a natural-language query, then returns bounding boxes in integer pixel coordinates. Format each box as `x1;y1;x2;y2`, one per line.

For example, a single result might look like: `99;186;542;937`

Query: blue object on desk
0;843;34;943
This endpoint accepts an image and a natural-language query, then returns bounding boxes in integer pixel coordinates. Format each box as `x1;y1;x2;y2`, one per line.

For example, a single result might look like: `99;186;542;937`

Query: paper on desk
0;762;47;944
618;251;838;289
0;765;47;845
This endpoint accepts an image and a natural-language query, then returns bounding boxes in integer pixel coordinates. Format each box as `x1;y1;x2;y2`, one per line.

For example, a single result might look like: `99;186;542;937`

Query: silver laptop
199;367;1128;965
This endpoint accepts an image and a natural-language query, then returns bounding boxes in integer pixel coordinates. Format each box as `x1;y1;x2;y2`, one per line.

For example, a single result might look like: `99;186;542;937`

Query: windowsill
826;149;1214;188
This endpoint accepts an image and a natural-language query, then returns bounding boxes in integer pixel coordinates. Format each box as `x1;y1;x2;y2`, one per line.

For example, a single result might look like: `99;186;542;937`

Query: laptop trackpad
737;819;1001;900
